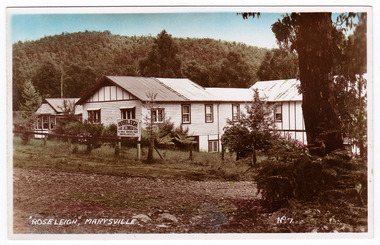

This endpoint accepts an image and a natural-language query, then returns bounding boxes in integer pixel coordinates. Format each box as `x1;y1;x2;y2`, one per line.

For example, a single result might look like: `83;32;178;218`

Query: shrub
222;89;274;163
253;149;367;212
102;124;117;137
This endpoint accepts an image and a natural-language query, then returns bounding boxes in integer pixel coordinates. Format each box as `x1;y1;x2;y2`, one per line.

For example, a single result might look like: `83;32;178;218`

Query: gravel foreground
13;167;260;234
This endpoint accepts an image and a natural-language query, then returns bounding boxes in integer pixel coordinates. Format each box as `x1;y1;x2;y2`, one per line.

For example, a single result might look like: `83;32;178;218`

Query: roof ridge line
153;78;189;101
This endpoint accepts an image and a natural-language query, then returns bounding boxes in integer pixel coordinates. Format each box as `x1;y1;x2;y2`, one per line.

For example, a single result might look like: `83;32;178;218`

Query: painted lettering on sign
117;119;140;138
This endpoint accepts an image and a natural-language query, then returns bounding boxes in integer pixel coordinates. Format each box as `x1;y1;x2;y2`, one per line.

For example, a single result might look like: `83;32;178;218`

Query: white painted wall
83;100;143;126
272;101;307;144
82;84;307;151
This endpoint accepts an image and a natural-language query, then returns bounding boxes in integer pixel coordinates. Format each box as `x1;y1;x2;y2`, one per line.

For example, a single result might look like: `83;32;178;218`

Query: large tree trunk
296;13;344;156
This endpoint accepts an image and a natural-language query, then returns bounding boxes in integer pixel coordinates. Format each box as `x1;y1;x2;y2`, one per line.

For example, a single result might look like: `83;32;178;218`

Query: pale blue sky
10;12;282;48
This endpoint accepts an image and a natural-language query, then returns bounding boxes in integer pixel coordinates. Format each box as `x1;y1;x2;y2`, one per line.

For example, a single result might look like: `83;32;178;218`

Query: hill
12;30;298;110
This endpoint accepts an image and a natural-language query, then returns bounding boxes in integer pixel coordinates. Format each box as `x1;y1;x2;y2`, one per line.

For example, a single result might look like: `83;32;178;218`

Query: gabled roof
45;98;81;113
77;76;256;103
77;76;188;103
251;79;302;102
35;103;56;115
36;98;82;115
107;76;188;102
77;76;306;104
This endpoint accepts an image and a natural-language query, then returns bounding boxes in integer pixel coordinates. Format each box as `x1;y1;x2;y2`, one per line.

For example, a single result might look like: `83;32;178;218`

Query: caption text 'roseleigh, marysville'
29;218;136;225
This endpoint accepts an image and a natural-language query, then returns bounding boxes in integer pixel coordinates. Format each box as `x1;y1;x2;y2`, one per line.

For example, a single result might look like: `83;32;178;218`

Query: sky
10;12;283;49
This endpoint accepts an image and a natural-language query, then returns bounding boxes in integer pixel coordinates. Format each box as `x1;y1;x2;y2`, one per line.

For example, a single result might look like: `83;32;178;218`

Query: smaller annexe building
34;98;83;134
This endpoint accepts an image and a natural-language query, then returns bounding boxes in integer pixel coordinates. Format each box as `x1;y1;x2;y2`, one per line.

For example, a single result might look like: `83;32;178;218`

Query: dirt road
13;167;259;234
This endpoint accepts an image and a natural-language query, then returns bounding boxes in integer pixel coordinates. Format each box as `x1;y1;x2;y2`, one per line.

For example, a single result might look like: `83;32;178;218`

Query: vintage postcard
5;3;375;241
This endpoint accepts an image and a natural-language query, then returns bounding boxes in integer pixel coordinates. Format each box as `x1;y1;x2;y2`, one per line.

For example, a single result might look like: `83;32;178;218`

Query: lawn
12;137;256;181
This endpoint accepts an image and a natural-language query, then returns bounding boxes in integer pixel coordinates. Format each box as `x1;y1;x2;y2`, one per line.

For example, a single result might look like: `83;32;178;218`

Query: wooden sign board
117;119;141;138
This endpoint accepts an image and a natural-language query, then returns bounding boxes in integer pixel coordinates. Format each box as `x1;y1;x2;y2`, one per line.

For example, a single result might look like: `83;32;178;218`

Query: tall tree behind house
139;30;183;78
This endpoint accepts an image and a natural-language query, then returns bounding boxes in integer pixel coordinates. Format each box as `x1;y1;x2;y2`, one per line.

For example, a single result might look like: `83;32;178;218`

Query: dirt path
13;167;259;234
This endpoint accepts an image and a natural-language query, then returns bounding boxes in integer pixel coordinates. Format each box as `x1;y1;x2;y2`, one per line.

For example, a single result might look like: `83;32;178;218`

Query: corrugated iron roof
106;76;188;102
251;79;302;102
156;78;214;101
205;87;254;102
42;98;82;115
35;103;56;115
78;75;303;104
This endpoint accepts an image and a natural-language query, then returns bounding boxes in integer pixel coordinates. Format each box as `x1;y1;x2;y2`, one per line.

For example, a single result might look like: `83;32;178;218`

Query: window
35;117;41;130
232;104;240;121
275;104;282;122
208;140;219;152
182;104;191;124
42;116;49;130
151;108;164;123
205;104;213;123
121;108;136;119
88;109;101;123
49;116;56;129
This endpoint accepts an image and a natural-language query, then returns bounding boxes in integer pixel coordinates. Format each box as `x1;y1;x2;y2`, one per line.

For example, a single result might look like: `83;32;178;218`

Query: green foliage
56;121;83;135
12;30;269;110
333;14;367;75
332;13;367;157
102;124;118;138
63;64;97;97
257;49;298;81
217;51;255;87
254;150;367;211
139;30;183;77
54;120;113;138
31;61;62;98
18;80;42;124
222;90;274;161
335;74;367;157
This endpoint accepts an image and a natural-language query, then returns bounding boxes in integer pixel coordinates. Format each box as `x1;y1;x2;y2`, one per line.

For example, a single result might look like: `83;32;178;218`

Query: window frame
35;117;41;130
232;104;240;122
121;107;136;120
181;104;191;124
49;116;56;129
275;104;283;122
208;140;219;152
42;116;49;130
88;109;101;124
205;104;214;123
151;108;165;123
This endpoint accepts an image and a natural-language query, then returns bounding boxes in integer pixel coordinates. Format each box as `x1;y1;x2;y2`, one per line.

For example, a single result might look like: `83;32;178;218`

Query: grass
13;137;256;181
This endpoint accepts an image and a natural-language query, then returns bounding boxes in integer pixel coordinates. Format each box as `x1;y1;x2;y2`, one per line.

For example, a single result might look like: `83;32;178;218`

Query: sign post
117;119;142;160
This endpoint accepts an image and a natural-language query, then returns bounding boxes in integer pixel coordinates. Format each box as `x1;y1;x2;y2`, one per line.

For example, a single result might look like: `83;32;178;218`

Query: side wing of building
251;79;307;145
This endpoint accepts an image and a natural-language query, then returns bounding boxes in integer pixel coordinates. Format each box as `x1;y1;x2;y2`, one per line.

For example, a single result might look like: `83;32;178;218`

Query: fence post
137;140;141;160
115;137;121;158
221;143;225;161
137;121;142;160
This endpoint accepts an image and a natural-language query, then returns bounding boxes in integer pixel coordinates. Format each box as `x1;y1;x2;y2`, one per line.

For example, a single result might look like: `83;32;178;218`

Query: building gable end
86;83;138;103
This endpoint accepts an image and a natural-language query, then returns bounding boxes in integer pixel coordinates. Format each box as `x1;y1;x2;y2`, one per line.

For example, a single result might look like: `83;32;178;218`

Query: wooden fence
13;130;142;159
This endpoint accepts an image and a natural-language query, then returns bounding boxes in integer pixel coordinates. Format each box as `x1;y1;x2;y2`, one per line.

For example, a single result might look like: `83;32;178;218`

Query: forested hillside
12;30;298;110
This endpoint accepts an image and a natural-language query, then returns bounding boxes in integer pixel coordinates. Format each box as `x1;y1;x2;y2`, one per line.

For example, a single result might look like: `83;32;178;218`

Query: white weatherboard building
76;76;306;152
251;78;307;145
34;98;83;134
